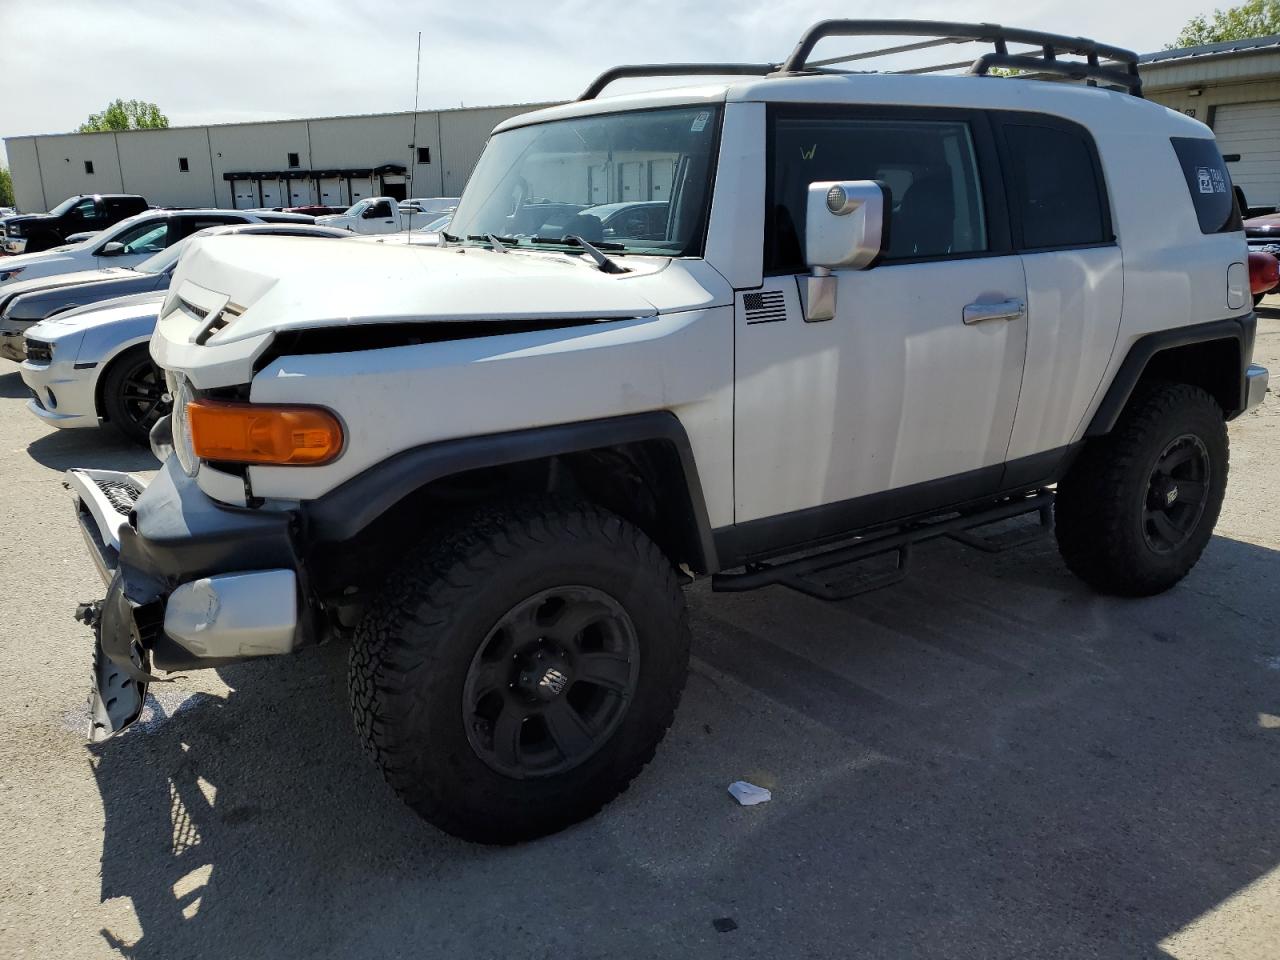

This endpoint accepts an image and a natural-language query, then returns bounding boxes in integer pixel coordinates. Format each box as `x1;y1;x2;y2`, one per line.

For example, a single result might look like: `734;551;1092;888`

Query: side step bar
712;491;1054;601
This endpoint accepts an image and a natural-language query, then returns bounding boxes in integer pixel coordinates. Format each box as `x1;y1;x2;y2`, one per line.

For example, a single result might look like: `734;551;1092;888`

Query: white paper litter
728;780;772;806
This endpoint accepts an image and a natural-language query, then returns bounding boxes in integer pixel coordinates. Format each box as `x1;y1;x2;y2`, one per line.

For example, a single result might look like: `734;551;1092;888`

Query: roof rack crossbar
780;19;1142;96
578;63;775;101
807;35;961;68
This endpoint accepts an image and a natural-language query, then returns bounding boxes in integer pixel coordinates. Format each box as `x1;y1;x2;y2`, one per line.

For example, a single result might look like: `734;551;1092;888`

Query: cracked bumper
68;461;308;738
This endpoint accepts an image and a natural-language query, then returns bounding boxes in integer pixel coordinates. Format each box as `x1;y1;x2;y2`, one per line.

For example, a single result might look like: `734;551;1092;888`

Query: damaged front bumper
68;459;311;741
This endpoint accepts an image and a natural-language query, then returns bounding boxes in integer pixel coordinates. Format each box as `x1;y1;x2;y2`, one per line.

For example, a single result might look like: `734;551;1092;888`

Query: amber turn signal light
187;400;343;466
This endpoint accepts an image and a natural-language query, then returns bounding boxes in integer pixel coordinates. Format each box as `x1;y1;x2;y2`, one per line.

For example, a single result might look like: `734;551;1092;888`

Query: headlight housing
168;372;199;476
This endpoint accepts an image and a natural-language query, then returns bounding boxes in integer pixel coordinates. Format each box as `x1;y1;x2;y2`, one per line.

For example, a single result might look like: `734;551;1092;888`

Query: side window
69;198;97;222
1170;137;1243;234
368;200;392;218
110;220;171;254
1001;121;1110;250
181;216;246;235
767;113;988;272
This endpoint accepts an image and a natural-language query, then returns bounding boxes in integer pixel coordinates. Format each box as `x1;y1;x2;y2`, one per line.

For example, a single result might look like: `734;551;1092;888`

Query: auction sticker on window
691;111;711;132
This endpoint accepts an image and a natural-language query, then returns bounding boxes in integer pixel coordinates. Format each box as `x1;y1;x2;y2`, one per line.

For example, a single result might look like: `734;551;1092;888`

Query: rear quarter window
1170;137;1243;234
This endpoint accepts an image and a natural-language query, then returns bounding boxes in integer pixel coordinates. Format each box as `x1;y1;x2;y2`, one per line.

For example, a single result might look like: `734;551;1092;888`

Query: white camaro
20;222;352;444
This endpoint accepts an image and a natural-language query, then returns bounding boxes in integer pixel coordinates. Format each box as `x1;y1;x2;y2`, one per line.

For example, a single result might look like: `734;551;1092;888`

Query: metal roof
1140;34;1280;65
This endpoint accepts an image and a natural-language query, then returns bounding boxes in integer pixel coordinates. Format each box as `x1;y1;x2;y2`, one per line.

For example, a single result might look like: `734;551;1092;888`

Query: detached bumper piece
67;459;306;740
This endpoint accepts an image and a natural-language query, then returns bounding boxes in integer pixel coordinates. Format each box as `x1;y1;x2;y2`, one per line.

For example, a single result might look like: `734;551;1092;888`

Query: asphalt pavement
1;312;1277;959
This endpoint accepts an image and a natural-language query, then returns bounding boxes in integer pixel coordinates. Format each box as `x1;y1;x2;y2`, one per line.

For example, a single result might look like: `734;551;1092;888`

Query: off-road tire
101;345;168;446
349;498;690;844
1055;380;1228;596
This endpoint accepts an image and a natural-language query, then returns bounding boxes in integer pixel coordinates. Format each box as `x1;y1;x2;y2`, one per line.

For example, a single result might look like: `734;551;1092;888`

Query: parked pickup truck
3;194;150;256
315;196;457;235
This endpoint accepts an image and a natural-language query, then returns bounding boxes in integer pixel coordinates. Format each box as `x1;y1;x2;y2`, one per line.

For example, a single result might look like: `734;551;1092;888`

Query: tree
0;167;13;208
1169;0;1280;48
78;99;169;133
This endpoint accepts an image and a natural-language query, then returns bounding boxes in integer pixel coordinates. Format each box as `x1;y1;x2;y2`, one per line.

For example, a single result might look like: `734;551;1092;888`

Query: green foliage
0;167;13;208
1170;0;1280;48
78;99;169;133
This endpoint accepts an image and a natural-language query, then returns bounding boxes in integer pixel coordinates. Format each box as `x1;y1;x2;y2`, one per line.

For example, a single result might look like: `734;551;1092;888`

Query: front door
733;108;1028;548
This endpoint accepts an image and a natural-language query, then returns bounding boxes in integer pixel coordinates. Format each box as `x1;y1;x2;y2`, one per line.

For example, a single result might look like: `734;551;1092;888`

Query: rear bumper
68;459;310;680
1245;364;1269;411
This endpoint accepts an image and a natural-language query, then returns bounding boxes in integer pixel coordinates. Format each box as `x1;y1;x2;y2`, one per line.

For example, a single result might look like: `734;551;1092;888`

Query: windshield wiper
530;235;628;274
466;233;518;252
529;235;627;250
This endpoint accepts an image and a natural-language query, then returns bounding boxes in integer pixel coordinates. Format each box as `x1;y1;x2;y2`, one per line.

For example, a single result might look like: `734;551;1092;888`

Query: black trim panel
714;444;1080;569
1086;314;1255;436
302;412;719;573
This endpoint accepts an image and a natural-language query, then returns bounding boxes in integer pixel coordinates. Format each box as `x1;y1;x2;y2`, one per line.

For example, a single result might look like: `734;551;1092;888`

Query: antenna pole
408;30;422;240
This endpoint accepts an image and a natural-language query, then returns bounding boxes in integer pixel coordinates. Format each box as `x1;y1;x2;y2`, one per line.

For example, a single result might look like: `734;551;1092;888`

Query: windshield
46;196;83;218
345;199;370;217
420;214;452;233
135;235;192;274
446;105;721;257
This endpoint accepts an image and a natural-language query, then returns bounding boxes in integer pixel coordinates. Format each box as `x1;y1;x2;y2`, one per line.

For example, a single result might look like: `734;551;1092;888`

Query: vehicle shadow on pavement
25;423;158;473
0;368;30;398
86;532;1280;959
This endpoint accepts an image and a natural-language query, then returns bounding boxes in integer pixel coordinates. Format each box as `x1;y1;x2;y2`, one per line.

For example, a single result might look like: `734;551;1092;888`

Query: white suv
67;20;1269;844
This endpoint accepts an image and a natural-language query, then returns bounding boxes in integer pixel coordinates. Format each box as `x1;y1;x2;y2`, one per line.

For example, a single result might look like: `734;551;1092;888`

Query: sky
0;0;1219;170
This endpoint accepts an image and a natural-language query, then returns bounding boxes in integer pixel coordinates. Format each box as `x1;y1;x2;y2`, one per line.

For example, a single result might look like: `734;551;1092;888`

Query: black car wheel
350;498;690;844
101;345;171;446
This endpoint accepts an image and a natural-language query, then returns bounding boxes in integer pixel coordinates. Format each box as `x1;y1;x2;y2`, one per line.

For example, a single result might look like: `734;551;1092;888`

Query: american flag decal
742;290;787;323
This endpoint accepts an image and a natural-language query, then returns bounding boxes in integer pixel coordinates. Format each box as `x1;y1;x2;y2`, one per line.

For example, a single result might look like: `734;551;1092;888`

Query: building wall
5;137;44;211
4;102;552;213
114;127;219;207
35;132;124;203
1147;77;1280;127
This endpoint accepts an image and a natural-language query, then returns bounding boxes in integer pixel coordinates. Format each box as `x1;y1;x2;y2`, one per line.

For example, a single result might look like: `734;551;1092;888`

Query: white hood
28;291;163;340
166;234;686;346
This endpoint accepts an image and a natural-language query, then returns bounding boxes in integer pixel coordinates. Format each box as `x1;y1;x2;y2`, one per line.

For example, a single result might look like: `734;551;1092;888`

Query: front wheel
349;499;690;843
100;345;170;446
1055;381;1228;596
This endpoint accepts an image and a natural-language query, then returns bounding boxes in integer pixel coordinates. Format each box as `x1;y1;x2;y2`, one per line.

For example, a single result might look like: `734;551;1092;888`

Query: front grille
178;298;210;322
94;478;143;516
25;339;52;365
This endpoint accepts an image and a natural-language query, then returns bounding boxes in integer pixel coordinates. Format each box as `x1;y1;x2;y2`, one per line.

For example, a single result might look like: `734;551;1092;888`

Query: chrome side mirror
801;180;889;321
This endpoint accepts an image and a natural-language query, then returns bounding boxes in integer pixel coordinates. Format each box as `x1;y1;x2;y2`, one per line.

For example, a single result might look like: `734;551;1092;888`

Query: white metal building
1141;35;1280;210
3;102;555;213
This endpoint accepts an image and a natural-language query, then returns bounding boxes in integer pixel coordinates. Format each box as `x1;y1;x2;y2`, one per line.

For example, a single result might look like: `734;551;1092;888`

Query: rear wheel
101;345;170;446
1055;381;1228;596
349;498;690;843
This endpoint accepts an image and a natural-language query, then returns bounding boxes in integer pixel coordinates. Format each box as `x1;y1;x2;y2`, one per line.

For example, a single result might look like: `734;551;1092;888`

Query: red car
1248;250;1279;305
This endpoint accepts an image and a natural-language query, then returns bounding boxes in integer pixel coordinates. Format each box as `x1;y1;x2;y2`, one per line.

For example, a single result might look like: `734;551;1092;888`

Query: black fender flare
1085;313;1256;437
300;411;720;572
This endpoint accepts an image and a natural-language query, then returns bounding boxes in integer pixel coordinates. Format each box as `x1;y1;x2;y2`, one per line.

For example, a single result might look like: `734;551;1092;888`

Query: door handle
963;299;1025;325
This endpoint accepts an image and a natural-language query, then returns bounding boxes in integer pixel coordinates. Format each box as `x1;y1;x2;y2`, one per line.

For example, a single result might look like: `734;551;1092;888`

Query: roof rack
577;19;1142;101
578;63;776;101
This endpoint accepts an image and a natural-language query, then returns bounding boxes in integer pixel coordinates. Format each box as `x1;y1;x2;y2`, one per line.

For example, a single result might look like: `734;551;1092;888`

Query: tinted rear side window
1001;121;1109;250
1170;137;1243;234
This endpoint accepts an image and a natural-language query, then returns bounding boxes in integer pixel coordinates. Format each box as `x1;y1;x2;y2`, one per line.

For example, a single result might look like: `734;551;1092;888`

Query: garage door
1213;101;1280;209
317;177;345;207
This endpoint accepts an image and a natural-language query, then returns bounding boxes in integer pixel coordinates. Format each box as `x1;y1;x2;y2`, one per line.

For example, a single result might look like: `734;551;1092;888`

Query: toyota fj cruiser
67;20;1269;844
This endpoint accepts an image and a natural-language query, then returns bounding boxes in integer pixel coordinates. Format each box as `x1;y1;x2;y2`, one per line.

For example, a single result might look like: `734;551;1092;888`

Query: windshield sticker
1211;167;1227;193
690;111;711;132
1196;167;1214;194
